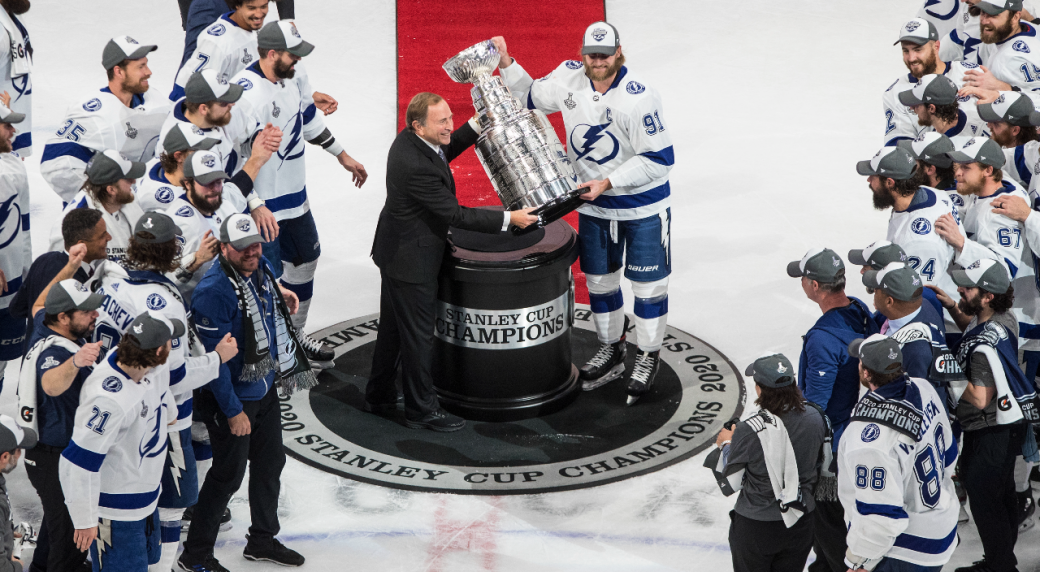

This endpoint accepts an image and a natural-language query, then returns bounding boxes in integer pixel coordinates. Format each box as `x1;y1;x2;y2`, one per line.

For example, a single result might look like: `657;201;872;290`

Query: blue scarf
957;320;1040;422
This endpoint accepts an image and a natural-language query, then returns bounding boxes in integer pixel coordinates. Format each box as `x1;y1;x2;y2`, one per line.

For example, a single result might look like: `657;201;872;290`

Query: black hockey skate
299;332;335;370
625;349;660;406
579;318;629;390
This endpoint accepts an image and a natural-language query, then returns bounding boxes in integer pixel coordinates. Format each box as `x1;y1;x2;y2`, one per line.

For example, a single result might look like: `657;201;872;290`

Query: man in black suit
367;92;538;432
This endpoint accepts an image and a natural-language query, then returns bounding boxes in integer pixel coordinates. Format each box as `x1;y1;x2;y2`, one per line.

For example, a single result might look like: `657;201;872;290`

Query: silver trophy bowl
443;40;584;235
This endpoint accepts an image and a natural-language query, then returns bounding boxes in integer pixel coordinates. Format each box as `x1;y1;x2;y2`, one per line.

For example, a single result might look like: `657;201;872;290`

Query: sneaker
954;559;995;572
580;318;629;391
404;408;466;432
1018;489;1036;527
299;332;334;369
625;349;661;406
181;506;232;532
177;555;230;572
243;535;305;567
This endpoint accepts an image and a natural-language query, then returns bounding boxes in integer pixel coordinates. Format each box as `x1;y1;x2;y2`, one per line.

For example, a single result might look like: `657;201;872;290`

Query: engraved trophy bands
443;40;585;235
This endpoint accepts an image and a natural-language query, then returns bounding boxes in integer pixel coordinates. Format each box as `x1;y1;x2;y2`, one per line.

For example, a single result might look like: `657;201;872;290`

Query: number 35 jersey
500;59;674;221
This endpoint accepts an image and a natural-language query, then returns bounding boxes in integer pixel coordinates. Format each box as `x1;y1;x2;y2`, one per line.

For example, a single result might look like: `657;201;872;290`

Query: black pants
24;446;87;572
808;499;847;572
729;510;814;572
366;272;440;419
182;387;286;560
961;423;1026;572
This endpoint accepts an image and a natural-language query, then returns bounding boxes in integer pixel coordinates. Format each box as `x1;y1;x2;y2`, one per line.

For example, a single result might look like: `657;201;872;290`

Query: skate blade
626;395;641;406
581;364;626;391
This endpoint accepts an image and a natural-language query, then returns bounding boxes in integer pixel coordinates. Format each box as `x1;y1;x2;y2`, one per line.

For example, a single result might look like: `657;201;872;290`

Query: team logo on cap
626;81;645;95
237;219;251;232
861;423;880;442
102;376;123;393
83;98;102;112
202;154;216;168
133;323;144;335
146;293;166;311
911;218;932;235
995;94;1006;105
143;216;154;229
565;60;582;70
290;22;301;38
906;21;921;32
888;348;898;359
1014;40;1031;53
125;36;139;45
776;362;787;374
592;28;608;41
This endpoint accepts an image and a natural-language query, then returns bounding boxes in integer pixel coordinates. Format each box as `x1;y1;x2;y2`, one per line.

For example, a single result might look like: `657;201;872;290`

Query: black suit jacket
371;123;502;284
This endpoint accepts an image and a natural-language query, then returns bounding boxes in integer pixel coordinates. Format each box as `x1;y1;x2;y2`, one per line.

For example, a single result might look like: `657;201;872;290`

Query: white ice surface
0;0;1027;570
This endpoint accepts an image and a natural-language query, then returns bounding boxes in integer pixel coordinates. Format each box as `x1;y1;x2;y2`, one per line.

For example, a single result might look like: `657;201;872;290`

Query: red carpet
396;1;606;304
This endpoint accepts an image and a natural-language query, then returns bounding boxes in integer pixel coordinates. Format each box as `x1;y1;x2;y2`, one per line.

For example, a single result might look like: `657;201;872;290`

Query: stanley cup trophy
443;40;584;235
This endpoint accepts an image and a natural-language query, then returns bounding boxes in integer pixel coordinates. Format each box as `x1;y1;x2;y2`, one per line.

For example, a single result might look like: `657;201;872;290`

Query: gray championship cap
863;262;924;301
102;35;157;70
848;241;909;269
220;213;264;250
951;258;1012;294
257;21;314;58
86;150;146;186
898;74;959;107
45;279;103;315
856;146;917;180
897;132;955;168
134;212;182;244
0;102;24;125
744;354;796;388
162;122;219;154
787;247;845;282
184;69;244;105
183;150;229;186
895;18;938;46
947;136;1006;168
977;0;1024;15
849;334;904;374
127;310;185;350
0;415;35;452
582;21;621;55
977;91;1040;126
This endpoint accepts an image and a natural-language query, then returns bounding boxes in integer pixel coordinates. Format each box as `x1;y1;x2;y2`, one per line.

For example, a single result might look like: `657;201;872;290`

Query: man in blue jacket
788;247;878;572
183;213;308;572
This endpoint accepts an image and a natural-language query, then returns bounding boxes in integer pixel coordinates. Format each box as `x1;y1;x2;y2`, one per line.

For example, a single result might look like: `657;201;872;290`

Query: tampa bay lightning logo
207;23;226;36
906;21;921;33
202;154;216;168
139;401;167;463
565;60;582;70
923;0;959;20
83;98;102;112
1014;40;1031;54
0;194;22;251
861;423;881;442
156;187;174;204
146;293;166;310
176;205;194;218
569;123;620;165
995;94;1006;105
276;109;305;167
961;61;979;69
592;28;608;41
911;217;932;235
102;376;122;393
626;81;645;95
236;78;253;90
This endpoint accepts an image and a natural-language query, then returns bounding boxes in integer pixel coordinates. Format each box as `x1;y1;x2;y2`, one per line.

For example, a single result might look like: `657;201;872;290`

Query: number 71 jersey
887;187;964;301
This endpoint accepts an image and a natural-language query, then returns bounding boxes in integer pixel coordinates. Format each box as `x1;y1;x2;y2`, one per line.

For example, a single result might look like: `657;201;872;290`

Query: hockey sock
1016;458;1034;493
281;259;317;331
632;278;669;352
150;508;185;572
586;270;624;345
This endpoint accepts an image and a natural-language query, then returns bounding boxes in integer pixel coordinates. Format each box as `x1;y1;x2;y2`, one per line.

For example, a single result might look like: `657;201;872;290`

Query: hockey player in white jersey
59;311;180;572
900;74;990;140
494;23;674;404
0;0;32;156
898;132;958;195
230;22;367;339
40;36;170;204
918;0;963;40
0;101;30;391
170;0;266;101
136;123;219;213
839;335;959;572
963;1;1040;93
976;90;1040;189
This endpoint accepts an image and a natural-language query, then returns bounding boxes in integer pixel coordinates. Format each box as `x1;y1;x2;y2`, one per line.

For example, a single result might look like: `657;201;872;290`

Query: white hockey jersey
154;98;251;178
231;61;331;221
40;88;171;203
134;161;183;213
883;61;986;146
500;60;674;221
170;12;259;101
0;153;30;312
165;187;247;302
938;3;982;64
59;352;174;528
999;140;1040;194
838;376;959;569
977;21;1040;92
887;187;966;303
91;264;220;432
956;179;1040;349
48;191;143;264
0;11;32;156
917;0;963;40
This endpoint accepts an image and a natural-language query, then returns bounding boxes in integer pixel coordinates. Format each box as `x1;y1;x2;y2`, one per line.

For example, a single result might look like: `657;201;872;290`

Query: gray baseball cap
220;213;264;250
787;247;845;282
895;18;938;46
257;21;314;58
127;310;185;350
744;354;796;388
183;150;229;186
102;35;157;70
0;415;35;452
899;74;959;107
977;0;1024;15
0;102;24;125
184;69;244;105
897;132;955;168
947;137;1006;168
848;241;909;269
951;258;1012;294
857;146;917;180
134;212;182;245
978;91;1040;127
582;22;621;56
849;334;904;374
863;262;924;301
86;150;146;186
162;123;219;154
45;279;103;315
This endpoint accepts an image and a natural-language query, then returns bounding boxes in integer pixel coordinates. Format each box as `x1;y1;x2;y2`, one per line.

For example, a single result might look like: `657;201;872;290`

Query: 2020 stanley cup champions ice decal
281;305;744;494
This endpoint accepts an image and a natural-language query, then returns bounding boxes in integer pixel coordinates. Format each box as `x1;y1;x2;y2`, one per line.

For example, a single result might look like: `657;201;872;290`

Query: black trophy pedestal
432;216;580;422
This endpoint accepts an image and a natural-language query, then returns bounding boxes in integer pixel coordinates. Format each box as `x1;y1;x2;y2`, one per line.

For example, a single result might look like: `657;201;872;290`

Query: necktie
880;320;890;335
437;147;448;166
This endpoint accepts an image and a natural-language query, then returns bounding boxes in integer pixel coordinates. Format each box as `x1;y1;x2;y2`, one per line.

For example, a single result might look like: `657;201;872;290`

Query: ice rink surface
3;0;1034;570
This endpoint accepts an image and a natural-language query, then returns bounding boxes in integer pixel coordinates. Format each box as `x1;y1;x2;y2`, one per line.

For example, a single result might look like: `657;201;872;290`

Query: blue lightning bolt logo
570;123;620;165
923;0;959;20
0;194;21;251
275;111;305;169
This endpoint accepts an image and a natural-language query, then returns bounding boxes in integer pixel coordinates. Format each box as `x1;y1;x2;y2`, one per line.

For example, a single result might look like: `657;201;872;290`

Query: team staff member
18;258;103;572
714;353;826;572
365;92;537;432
